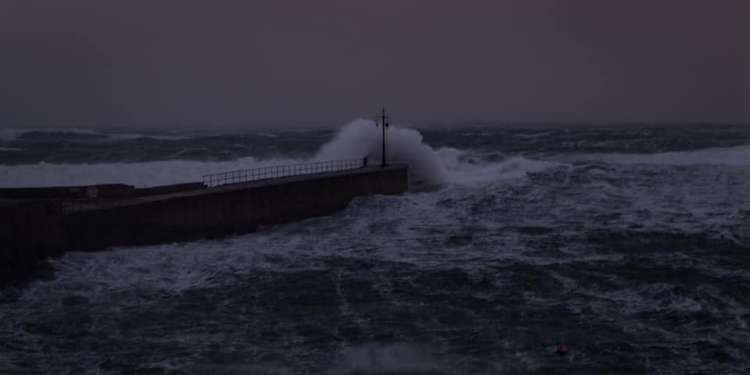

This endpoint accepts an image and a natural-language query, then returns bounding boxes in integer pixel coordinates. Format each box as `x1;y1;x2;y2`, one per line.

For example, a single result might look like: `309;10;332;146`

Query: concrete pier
0;164;408;286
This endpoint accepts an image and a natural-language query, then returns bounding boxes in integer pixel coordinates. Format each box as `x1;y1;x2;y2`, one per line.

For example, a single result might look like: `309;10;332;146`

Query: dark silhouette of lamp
376;107;389;167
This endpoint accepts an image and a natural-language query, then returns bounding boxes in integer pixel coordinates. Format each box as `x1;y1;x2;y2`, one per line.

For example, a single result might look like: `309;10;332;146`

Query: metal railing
202;158;367;188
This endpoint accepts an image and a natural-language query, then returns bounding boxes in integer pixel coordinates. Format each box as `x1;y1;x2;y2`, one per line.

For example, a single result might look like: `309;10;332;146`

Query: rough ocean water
1;122;750;374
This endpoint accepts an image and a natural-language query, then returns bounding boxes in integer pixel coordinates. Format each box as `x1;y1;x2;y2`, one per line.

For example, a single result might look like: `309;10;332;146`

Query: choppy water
1;124;750;374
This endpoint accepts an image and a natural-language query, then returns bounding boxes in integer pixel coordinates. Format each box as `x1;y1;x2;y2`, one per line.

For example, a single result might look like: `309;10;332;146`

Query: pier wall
1;165;408;285
0;199;65;285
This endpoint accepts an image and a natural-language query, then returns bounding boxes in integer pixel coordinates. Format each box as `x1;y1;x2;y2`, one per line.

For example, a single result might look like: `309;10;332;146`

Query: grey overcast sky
0;0;748;128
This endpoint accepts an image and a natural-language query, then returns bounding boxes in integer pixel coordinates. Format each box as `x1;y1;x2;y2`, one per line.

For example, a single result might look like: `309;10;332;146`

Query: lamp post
376;107;389;167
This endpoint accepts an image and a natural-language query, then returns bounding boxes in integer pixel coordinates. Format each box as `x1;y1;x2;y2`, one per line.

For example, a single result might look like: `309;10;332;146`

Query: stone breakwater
0;165;408;286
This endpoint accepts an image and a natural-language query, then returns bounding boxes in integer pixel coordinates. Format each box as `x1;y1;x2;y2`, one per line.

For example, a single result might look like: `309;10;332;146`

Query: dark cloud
0;0;747;128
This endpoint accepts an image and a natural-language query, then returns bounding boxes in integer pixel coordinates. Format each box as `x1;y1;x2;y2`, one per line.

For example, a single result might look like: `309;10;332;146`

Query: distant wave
256;132;279;138
0;127;190;142
514;131;553;139
0;127;101;141
105;133;191;141
570;145;750;166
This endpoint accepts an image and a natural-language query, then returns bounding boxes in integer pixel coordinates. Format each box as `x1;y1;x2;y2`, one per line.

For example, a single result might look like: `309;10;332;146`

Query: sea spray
314;119;446;185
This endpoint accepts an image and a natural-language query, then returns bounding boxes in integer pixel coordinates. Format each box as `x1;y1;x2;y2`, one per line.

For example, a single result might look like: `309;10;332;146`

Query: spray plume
314;119;446;185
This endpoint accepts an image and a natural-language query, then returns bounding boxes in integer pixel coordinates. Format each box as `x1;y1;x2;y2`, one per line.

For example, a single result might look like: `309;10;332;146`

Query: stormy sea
1;122;749;374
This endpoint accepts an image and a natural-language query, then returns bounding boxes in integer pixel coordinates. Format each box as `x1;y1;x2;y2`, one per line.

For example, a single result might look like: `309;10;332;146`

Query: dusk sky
0;0;747;128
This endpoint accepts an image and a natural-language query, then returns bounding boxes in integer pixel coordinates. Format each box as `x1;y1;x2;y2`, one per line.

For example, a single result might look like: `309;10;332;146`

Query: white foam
437;148;559;185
